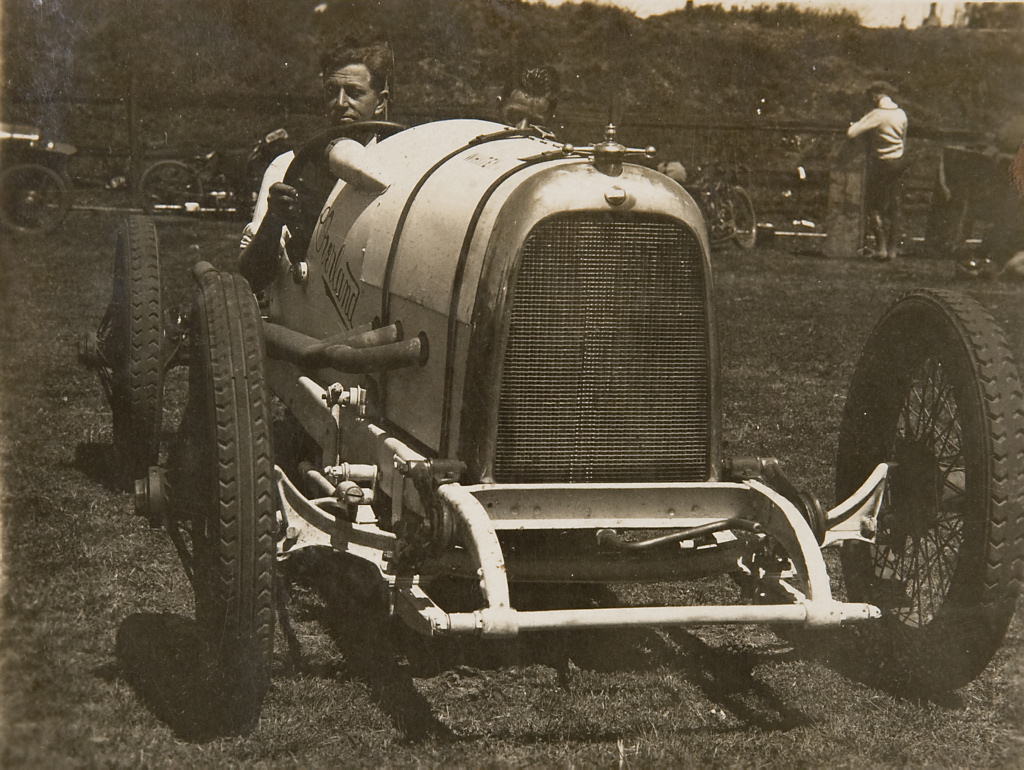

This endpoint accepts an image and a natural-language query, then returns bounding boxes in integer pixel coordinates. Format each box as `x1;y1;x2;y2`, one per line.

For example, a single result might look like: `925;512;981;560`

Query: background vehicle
0;122;76;235
685;161;758;249
83;118;1024;718
137;128;291;219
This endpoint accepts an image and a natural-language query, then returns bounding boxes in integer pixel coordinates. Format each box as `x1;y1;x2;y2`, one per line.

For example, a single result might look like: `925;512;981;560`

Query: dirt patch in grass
2;211;1023;767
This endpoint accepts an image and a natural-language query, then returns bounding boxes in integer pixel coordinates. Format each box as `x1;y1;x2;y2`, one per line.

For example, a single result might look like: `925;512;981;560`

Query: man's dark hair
503;65;560;110
320;39;394;93
866;80;896;98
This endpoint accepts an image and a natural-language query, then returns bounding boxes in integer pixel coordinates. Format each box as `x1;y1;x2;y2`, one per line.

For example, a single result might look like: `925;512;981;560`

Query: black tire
0;163;71;235
138;159;202;214
100;216;164;488
836;289;1024;691
175;267;276;706
728;185;757;250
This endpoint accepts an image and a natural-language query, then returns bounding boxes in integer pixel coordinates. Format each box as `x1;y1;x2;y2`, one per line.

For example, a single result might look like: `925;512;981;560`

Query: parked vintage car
81;117;1024;712
0;122;76;235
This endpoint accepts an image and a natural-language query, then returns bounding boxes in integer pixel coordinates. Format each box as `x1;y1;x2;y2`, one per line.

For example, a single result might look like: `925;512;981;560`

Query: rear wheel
98;216;164;488
836;289;1024;690
174;266;276;706
728;185;757;250
0;163;71;235
138;159;202;214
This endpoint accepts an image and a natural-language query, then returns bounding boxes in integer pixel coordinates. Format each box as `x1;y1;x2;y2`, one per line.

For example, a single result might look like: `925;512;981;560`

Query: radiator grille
494;213;711;483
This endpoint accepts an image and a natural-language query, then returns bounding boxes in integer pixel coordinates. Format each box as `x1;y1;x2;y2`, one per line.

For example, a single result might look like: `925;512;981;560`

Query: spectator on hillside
847;81;908;261
239;39;393;292
497;65;560;132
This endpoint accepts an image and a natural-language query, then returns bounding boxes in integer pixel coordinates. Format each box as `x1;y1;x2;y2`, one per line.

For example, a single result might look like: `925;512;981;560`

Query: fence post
824;135;866;257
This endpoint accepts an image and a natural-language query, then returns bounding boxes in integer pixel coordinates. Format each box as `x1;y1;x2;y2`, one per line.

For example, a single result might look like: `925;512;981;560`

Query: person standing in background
847;81;908;261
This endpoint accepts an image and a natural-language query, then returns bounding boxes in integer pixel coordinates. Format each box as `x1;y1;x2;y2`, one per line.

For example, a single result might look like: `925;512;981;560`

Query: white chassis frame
268;360;886;638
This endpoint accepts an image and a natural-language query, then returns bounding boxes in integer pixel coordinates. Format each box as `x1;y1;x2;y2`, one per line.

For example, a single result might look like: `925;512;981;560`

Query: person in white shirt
847;81;909;261
239;39;392;291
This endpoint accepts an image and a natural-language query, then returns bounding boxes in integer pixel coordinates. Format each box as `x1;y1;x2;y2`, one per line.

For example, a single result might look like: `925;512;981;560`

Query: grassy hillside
3;0;1022;152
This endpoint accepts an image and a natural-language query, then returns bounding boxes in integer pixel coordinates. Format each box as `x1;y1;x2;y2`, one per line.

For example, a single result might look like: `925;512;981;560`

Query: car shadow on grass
660;628;811;730
775;626;966;708
73;441;123;492
277;548;455;743
110;612;267;741
280;550;814;738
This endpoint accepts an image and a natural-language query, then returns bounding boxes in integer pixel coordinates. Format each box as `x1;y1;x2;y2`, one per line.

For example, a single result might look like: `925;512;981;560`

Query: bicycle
685;162;757;249
137;128;291;219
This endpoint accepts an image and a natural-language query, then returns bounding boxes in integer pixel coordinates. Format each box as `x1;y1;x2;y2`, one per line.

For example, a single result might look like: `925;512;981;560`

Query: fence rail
6;94;986;238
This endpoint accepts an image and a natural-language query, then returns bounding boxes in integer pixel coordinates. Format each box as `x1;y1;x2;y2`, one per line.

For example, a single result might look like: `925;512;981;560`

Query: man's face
323;63;387;125
500;88;553;128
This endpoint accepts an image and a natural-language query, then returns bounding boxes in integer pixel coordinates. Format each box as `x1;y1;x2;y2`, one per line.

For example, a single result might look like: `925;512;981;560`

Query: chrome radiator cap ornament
559;123;656;176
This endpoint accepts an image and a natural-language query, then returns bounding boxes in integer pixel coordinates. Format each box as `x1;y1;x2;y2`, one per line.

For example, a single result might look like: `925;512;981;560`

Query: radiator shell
262;120;719;480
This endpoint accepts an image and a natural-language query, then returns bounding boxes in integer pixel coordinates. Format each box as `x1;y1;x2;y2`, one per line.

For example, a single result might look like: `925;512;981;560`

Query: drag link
596;517;762;551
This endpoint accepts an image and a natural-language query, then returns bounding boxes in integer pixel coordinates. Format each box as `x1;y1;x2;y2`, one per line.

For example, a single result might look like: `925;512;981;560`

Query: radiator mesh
494;213;711;482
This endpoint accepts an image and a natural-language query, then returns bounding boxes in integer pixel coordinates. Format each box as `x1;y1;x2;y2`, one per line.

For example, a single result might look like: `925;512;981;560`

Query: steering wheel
282;120;406;263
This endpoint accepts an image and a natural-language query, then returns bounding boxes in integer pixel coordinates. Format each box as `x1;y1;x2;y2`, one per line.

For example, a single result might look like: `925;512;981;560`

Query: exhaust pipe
262;321;427;372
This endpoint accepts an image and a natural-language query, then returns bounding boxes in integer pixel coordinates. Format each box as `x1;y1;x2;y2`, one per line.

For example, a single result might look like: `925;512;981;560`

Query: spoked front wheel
836;289;1024;690
171;265;276;708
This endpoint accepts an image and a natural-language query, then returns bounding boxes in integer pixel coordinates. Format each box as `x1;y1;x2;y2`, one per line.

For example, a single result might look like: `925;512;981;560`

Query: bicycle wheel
704;190;734;246
728;185;757;250
138;160;202;213
0;163;71;235
836;289;1024;691
173;266;275;707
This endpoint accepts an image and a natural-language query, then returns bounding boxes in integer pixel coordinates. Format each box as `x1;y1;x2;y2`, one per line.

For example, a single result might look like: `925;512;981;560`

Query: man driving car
239;40;393;292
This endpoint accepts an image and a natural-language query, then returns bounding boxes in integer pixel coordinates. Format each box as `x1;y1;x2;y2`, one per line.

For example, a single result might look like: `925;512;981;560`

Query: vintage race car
82;117;1024;710
0;121;76;235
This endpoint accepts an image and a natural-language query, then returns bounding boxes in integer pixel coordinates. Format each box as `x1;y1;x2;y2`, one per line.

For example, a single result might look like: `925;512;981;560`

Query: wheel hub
886;438;943;543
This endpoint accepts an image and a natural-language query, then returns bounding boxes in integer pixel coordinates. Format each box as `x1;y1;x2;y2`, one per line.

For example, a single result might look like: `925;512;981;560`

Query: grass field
2;210;1023;767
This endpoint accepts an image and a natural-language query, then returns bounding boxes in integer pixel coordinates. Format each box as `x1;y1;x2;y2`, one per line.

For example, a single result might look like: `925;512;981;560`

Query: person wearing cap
239;39;392;292
847;80;909;261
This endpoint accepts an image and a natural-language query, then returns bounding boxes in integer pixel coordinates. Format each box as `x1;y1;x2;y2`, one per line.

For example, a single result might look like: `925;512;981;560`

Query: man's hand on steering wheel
266;182;300;229
281;120;406;262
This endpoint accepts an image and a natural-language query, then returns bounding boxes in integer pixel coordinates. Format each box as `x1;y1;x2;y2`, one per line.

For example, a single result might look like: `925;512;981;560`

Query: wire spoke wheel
0;163;71;235
727;185;757;249
836;289;1024;691
170;266;276;714
97;216;164;488
138;160;203;213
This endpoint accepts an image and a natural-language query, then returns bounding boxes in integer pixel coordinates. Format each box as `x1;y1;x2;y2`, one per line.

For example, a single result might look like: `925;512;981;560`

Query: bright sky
528;0;973;27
